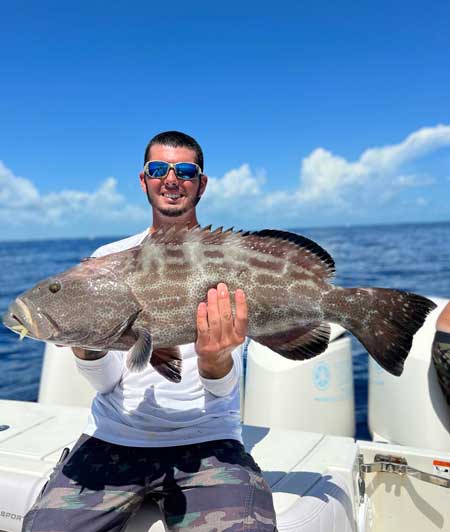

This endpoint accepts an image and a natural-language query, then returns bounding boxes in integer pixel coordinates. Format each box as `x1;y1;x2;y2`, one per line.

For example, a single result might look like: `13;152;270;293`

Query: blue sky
1;0;450;240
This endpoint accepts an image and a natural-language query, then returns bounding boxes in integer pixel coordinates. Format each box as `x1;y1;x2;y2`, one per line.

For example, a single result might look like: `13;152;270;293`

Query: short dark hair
143;131;204;171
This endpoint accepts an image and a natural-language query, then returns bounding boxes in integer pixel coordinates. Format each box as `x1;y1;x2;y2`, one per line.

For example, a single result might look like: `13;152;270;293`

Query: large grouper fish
2;225;436;382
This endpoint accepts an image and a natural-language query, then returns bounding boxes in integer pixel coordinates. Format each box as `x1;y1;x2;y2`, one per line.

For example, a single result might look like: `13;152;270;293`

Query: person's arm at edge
432;302;450;405
436;301;450;332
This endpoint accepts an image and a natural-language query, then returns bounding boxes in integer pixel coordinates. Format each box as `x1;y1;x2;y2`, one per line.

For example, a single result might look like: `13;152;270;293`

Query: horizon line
1;218;449;245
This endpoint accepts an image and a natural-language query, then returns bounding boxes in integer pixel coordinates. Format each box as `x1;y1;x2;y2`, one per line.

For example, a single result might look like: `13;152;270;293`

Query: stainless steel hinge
358;453;450;502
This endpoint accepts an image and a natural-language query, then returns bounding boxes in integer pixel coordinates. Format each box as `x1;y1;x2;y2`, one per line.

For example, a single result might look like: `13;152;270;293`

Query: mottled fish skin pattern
98;227;340;348
3;225;436;377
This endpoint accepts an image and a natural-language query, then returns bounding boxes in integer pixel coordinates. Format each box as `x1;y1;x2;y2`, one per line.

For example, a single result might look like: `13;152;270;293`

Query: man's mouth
162;193;183;200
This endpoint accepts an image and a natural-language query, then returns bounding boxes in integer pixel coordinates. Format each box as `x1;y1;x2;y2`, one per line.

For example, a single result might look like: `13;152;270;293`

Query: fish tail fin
328;288;436;376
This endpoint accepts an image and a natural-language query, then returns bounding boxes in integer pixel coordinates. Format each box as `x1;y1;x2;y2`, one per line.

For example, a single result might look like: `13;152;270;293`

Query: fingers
217;283;234;338
234;288;248;339
196;301;210;345
196;284;248;344
206;287;221;340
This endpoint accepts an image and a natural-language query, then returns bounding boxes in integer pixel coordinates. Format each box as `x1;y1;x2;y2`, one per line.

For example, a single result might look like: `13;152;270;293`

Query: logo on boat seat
313;362;331;391
0;510;23;521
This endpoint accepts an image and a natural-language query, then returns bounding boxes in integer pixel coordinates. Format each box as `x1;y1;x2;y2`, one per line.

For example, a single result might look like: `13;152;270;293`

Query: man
23;131;277;532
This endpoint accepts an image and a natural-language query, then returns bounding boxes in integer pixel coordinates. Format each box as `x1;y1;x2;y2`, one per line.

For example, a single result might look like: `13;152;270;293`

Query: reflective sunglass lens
145;161;199;179
175;163;199;180
147;162;169;177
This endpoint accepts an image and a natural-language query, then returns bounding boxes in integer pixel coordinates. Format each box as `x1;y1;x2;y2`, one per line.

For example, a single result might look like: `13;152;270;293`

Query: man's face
139;144;207;218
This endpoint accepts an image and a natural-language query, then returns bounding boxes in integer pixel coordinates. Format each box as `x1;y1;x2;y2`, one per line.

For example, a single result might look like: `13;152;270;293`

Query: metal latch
358;453;450;502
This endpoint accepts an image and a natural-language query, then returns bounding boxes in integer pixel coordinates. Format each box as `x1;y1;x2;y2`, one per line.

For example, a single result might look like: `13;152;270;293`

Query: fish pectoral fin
253;322;331;360
93;310;142;348
150;347;183;383
127;327;153;372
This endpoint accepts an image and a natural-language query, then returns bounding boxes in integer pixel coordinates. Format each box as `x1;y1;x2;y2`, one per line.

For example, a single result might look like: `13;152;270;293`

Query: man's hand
195;283;248;379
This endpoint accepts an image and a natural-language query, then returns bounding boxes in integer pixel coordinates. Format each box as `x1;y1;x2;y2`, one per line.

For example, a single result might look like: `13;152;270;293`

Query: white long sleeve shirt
76;230;243;447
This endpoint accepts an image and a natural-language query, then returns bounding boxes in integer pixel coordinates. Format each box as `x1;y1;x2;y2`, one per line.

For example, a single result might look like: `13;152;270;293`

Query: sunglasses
143;160;202;181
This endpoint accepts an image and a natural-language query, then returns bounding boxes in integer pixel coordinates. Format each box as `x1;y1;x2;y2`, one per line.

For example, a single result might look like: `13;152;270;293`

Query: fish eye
49;281;61;294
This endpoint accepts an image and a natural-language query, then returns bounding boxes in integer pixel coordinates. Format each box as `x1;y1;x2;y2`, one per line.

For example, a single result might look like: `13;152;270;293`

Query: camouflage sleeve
432;331;450;405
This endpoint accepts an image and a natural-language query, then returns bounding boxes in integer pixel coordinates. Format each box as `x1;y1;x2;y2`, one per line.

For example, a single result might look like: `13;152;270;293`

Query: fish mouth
2;313;29;340
2;298;56;341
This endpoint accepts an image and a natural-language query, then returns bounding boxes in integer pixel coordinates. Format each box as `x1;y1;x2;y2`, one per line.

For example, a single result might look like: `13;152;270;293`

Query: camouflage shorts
22;434;277;532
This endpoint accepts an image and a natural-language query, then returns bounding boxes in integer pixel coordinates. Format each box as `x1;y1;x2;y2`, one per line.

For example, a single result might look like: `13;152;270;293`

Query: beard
156;204;193;217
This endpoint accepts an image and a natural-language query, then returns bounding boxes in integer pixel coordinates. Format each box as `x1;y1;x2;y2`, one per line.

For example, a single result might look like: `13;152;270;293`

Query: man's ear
139;171;147;194
198;174;208;197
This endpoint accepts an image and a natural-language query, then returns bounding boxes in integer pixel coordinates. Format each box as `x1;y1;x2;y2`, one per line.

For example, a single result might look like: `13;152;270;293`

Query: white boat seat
0;402;357;532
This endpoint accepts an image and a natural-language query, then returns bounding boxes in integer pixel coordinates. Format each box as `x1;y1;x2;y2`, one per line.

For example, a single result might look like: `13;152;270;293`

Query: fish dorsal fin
142;224;238;247
253;230;335;270
247;229;335;280
141;224;202;246
141;225;335;280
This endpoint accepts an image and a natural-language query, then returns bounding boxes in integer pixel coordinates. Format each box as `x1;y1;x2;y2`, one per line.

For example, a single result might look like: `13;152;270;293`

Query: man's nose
164;168;178;185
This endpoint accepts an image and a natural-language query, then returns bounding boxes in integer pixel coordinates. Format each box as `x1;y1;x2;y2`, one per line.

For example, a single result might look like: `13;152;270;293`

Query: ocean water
1;222;449;440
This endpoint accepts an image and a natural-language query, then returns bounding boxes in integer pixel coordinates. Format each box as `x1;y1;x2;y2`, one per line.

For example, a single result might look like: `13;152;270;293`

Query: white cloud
0;161;148;227
359;125;450;170
0;161;40;207
296;148;366;203
392;174;435;187
203;163;265;204
198;164;267;228
296;124;450;204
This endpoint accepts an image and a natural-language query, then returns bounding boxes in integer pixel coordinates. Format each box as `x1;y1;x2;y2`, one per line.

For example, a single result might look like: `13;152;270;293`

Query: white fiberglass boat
0;299;449;531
